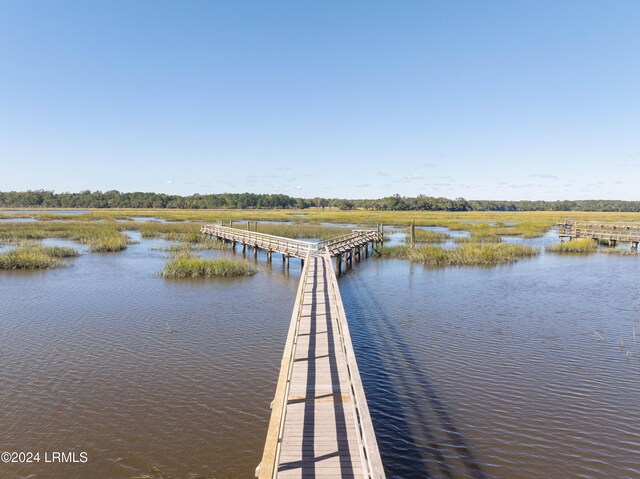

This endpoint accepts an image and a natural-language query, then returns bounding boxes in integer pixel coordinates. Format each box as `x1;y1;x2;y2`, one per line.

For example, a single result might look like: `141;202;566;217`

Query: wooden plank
257;251;312;479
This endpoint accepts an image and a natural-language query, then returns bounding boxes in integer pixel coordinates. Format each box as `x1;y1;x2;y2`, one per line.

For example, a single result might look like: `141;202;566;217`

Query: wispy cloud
528;174;558;179
403;174;425;182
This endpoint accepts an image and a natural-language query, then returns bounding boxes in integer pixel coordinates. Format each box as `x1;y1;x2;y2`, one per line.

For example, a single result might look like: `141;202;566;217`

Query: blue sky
1;1;639;200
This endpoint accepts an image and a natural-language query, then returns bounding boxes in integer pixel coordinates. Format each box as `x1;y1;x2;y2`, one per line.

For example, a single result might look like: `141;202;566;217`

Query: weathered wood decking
258;252;385;479
199;224;385;478
557;221;640;248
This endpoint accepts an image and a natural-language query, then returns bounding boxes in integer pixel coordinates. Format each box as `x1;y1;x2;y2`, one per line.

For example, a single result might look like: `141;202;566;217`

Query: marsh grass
380;242;539;266
546;239;597;253
3;207;640;229
151;244;192;252
0;244;79;269
455;236;502;243
600;247;638;255
151;240;229;252
0;221;129;252
161;251;257;278
404;228;450;243
1;209;639;254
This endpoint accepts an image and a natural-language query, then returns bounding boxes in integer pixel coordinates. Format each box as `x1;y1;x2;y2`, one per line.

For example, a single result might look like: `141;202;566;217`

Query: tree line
1;190;640;212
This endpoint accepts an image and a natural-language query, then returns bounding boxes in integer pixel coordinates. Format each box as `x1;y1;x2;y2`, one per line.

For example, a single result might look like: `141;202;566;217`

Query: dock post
411;219;416;247
247;221;250;231
254;246;258;258
230;220;233;228
267;251;272;263
337;255;342;275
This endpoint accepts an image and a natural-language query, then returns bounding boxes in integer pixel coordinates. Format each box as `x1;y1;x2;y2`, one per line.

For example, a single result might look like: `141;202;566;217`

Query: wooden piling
410;219;416;247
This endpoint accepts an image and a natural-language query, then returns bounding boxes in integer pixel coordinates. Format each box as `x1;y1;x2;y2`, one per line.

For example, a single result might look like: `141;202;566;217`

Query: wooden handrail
322;251;386;479
202;224;316;251
558;221;640;230
318;230;380;254
202;224;382;258
557;225;640;241
258;250;313;478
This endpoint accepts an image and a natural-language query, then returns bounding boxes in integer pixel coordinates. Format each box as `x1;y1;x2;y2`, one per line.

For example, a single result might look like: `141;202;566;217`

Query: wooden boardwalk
199;224;386;478
258;252;385;479
200;224;383;269
557;221;640;248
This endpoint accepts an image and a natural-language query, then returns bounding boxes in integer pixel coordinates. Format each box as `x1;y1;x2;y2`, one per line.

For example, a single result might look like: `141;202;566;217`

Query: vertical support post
247;221;250;231
337;255;342;275
230;220;234;228
267;251;272;263
411;219;416;248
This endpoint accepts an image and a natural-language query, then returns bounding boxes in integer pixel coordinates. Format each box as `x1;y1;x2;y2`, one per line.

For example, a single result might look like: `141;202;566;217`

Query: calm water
0;209;91;215
2;232;640;478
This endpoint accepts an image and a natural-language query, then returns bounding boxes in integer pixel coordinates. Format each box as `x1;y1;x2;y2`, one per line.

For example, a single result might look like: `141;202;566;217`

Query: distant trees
1;190;639;212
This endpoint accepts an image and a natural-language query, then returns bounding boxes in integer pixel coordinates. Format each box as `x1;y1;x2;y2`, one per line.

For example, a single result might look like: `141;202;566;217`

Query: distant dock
557;221;640;248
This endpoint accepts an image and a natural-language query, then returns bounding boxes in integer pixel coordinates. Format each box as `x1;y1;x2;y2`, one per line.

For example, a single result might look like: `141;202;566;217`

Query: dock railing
257;250;313;479
322;251;386;479
317;229;381;255
201;224;316;257
557;221;640;243
202;224;382;258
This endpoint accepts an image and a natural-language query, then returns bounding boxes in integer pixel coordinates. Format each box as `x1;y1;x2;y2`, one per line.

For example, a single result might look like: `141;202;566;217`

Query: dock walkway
258;252;385;479
200;224;386;478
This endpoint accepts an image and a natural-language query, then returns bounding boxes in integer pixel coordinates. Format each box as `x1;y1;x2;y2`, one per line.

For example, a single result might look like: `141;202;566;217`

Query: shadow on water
343;273;488;479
